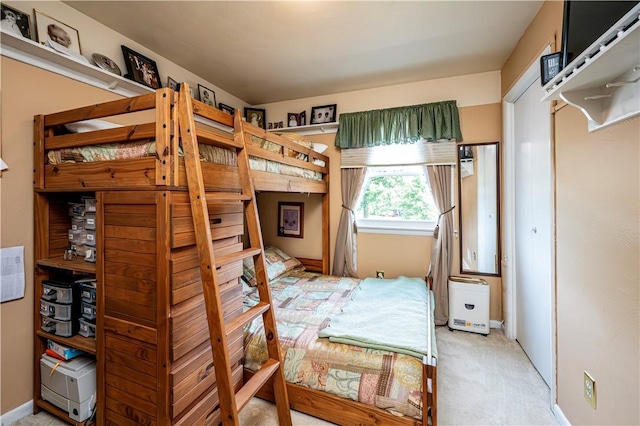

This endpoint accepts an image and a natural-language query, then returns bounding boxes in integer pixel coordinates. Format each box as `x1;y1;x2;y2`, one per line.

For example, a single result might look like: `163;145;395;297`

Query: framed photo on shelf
244;107;266;129
1;4;32;39
198;84;216;107
167;76;178;90
287;113;299;127
277;202;304;238
219;103;235;115
34;9;81;54
310;104;336;124
121;45;162;89
298;110;306;126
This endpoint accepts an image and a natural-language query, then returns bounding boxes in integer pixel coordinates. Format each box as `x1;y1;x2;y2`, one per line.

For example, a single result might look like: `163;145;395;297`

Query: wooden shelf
37;257;96;274
1;29;152;97
36;330;96;355
542;5;640;131
36;399;94;425
269;122;338;135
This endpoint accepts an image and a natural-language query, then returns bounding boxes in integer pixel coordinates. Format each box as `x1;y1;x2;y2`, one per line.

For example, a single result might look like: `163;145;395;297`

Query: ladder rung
235;358;280;411
205;193;251;202
215;247;262;268
226;302;270;338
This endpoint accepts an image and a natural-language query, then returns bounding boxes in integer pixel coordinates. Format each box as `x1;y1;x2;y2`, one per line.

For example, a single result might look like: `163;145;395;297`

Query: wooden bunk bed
32;87;436;425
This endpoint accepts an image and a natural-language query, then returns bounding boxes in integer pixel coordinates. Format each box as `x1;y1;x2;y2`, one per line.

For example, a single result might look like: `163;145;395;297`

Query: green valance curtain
334;100;463;149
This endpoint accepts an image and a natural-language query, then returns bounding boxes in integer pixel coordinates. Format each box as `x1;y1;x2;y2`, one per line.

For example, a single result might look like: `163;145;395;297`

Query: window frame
355;165;438;236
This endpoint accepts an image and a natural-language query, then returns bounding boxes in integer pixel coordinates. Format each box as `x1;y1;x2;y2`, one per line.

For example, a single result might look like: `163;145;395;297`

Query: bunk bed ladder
177;83;292;426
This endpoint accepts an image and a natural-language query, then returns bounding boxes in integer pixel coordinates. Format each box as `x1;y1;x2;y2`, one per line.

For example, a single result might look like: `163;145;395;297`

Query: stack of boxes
40;279;81;337
68;196;96;263
79;279;97;338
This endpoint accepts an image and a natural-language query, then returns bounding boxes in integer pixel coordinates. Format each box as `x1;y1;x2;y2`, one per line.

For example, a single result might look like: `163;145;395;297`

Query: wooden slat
44;123;156;150
106;297;157;323
252;170;327;193
107;385;156;420
104;213;157;228
215;247;261;268
172;223;244;248
105;248;156;267
196;127;242;149
43;93;157;126
104;204;157;215
106;372;158;405
172;361;217;416
105;273;156;294
172;201;243;218
105;238;156;254
106;409;146;426
105;395;157;426
105;224;156;241
224;302;269;338
235;359;279;411
297;257;323;273
173;385;219;426
104;262;156;281
44;158;158;189
105;346;157;378
191;98;234;128
105;360;156;390
170;240;241;274
105;334;157;363
104;316;157;344
34;115;45;189
105;282;157;308
172;212;244;236
178;162;242;192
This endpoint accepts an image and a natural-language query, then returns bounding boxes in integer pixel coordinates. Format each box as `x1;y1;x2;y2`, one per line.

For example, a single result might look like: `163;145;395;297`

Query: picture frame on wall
219;103;235;115
121;45;162;89
1;4;32;39
34;9;81;55
287;113;299;127
244;107;266;129
167;76;178;90
310;104;337;124
198;84;216;107
277;202;304;238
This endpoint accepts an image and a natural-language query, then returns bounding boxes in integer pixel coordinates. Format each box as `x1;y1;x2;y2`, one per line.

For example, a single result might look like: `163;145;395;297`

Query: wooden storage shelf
37;257;96;274
36;330;96;355
36;399;94;425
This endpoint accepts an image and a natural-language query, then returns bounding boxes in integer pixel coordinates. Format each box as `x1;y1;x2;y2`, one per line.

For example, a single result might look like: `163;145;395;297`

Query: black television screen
561;0;639;68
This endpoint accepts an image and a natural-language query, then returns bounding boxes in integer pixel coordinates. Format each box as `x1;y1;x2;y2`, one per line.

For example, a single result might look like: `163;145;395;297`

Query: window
356;166;438;235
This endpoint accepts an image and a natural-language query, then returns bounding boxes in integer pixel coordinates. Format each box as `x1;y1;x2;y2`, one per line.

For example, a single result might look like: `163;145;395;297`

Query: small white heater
448;276;490;335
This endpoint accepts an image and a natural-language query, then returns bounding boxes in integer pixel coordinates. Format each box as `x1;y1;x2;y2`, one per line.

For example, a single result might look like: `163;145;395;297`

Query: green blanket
318;276;437;359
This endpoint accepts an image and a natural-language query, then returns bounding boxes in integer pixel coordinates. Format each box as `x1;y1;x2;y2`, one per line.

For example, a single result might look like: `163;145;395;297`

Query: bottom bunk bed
241;248;437;425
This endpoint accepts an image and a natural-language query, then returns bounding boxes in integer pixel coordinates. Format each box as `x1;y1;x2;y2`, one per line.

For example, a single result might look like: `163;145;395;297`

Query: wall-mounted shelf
541;5;640;132
1;30;234;133
1;29;153;97
269;122;338;135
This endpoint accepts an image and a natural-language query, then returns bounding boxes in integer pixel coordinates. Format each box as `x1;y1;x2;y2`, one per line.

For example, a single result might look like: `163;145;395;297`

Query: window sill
357;223;434;237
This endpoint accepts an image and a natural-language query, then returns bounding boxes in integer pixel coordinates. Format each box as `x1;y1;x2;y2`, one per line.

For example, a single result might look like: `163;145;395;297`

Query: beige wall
502;1;639;424
0;58;126;414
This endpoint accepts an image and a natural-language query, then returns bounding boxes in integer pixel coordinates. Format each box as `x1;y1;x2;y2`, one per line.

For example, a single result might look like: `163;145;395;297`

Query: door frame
502;44;557;404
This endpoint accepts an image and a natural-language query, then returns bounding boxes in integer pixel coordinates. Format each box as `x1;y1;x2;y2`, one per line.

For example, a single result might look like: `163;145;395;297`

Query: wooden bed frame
33;88;436;425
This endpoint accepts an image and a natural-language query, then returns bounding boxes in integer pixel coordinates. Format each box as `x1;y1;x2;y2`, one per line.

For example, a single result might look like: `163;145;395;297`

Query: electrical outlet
376;270;384;279
584;371;597;409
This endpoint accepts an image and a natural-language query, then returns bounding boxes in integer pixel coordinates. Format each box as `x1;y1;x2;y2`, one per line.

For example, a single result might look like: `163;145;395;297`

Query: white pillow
64;119;122;133
312;143;328;154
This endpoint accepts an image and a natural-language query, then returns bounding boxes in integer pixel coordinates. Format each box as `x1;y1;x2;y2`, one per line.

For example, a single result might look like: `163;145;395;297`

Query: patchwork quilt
243;271;426;419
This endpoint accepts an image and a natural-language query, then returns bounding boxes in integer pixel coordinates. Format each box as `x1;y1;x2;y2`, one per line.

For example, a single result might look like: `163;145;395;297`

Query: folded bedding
318;276;437;359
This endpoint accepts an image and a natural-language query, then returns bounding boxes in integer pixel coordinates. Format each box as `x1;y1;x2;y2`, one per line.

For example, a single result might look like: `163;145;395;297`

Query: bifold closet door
513;77;553;387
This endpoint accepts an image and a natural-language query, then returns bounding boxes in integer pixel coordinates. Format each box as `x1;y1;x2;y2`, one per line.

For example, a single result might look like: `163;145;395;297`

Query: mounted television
561;0;639;69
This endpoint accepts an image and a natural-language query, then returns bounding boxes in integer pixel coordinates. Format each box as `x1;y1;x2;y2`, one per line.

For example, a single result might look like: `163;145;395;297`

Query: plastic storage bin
448;276;490;335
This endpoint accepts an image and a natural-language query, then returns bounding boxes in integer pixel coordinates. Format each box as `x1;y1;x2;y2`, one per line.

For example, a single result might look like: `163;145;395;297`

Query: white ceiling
64;1;543;105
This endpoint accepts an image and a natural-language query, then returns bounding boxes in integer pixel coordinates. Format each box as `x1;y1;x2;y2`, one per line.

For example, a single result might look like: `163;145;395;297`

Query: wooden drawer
172;365;242;424
171;201;244;248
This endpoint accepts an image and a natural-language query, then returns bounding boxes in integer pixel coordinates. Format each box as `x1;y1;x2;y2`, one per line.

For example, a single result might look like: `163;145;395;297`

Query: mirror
458;142;500;276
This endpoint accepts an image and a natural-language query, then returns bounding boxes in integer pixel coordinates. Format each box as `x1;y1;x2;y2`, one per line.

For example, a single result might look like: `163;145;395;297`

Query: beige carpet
12;328;558;426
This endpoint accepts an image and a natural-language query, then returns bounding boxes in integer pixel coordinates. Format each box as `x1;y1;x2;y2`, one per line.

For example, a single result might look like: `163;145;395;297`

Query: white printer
40;354;96;422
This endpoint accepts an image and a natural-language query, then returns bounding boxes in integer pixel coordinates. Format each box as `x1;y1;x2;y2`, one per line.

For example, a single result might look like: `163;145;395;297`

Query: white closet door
514;77;553;386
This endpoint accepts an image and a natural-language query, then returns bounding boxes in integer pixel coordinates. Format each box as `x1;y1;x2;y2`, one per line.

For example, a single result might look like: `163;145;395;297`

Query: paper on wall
0;157;7;171
1;246;25;303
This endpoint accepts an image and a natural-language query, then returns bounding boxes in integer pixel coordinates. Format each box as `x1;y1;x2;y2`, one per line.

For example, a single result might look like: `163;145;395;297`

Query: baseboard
553;404;571;425
490;320;503;329
0;400;33;426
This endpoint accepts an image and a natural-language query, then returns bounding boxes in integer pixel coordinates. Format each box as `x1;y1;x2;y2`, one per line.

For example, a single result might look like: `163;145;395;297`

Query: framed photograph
34;10;81;54
198;84;216;107
310;104;337;124
1;4;32;39
287;113;299;128
219;102;235;115
167;76;178;90
121;45;162;89
244;107;266;129
277;202;304;238
298;110;306;126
